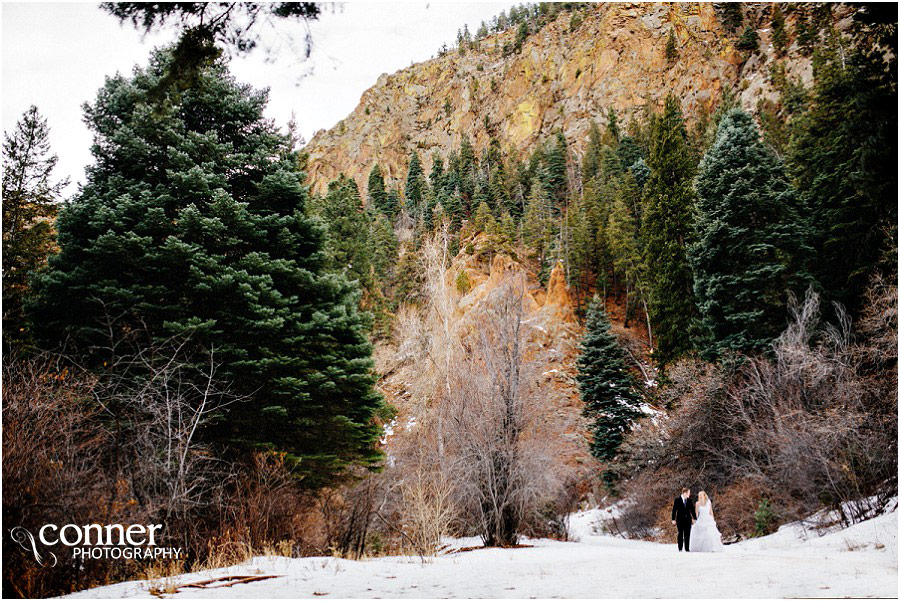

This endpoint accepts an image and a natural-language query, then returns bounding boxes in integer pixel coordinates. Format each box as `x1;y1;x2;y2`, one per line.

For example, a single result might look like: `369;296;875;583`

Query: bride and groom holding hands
671;487;724;552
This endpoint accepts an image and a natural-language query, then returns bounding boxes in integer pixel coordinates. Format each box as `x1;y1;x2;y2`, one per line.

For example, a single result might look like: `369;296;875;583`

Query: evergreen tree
582;120;604;183
472;201;496;234
370;213;398;287
2;106;68;350
369;212;400;338
795;10;817;56
473;177;491;214
506;152;529;217
692;109;813;357
312;175;374;290
665;29;678;63
489;165;510;216
444;150;462;196
394;246;423;306
628;158;650;189
483;137;504;177
458;135;477;205
429;196;447;231
789;33;897;310
736;25;759;52
563;195;593;294
605;108;621;145
716;2;743;32
582;177;613;290
444;189;464;230
599;144;624;179
522;182;554;276
423;184;442;231
607;173;648;328
771;4;788;57
542;131;569;207
499;211;518;246
429;151;445;192
576;298;642;462
367;163;389;216
405;151;425;216
385;188;401;219
642;95;701;367
27;49;383;483
616;136;644;173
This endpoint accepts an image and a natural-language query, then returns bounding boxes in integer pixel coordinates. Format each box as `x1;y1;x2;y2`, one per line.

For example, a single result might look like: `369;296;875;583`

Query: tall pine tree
582;120;604;183
542;130;569;208
27;49;383;484
576;298;643;463
642;95;701;368
607;173;648;331
522;180;554;278
691;109;813;357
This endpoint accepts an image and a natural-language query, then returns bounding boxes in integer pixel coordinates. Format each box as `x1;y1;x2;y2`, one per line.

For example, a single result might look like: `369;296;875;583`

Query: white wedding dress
690;502;724;552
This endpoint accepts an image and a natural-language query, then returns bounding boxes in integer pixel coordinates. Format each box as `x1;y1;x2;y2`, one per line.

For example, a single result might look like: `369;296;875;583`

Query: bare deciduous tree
441;277;569;546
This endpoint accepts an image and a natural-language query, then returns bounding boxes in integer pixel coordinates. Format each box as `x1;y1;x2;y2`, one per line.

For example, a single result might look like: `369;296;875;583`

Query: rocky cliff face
303;2;855;195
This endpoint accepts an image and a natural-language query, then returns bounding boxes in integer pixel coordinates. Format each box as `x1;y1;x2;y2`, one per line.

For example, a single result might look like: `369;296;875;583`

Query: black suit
671;496;697;551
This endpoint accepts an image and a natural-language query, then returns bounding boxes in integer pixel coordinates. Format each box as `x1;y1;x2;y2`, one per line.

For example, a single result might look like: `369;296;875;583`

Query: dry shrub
856;272;898;364
610;467;684;540
317;472;381;559
398;456;456;556
616;284;898;539
219;452;315;552
713;479;768;541
196;527;254;570
2;357;125;598
722;289;895;521
1;352;327;598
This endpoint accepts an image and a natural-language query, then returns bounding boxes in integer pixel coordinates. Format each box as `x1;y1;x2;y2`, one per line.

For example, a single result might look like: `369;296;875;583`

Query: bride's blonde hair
698;491;709;505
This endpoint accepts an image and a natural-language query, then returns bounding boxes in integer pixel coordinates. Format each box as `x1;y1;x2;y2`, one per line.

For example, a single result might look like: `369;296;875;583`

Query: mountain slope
302;2;852;195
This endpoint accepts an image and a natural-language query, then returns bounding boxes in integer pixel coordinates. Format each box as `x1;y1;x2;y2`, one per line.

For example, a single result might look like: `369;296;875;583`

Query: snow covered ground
66;508;897;599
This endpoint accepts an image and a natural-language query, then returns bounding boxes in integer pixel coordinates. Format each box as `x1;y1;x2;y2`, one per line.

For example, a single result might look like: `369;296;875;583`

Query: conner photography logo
9;523;183;566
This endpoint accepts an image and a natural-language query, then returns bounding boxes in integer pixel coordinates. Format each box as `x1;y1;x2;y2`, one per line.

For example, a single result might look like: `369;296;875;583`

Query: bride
690;491;724;552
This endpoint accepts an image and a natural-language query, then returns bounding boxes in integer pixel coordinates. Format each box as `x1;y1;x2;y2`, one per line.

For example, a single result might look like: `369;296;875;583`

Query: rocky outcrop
542;261;576;324
303;2;856;195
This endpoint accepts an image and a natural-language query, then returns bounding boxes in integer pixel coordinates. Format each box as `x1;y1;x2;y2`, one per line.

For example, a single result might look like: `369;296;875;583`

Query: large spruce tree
691;109;813;357
28;49;383;483
642;95;701;368
576;298;643;463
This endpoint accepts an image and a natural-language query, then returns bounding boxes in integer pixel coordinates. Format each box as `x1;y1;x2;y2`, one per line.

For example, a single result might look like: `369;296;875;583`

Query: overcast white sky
2;2;513;196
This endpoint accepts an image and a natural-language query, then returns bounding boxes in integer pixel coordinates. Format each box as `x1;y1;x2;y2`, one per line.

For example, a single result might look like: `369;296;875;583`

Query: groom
671;487;697;552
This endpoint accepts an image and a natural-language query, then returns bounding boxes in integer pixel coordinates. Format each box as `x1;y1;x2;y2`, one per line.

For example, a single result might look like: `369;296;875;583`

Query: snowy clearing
66;509;897;599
